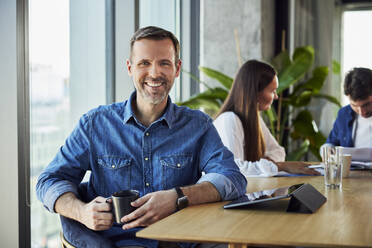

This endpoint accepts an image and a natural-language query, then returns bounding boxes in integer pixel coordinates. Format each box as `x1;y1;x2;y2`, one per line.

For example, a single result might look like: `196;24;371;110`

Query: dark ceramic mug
108;190;140;223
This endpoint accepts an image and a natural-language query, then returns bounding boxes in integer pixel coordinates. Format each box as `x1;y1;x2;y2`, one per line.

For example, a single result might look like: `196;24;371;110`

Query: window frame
16;0;200;246
17;0;31;246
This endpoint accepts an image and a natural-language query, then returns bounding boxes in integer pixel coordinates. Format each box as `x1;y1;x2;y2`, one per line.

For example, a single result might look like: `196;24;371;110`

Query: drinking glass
322;146;342;188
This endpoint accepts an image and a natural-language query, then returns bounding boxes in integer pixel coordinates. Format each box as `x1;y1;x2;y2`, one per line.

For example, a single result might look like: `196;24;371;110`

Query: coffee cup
340;154;352;178
108;190;139;223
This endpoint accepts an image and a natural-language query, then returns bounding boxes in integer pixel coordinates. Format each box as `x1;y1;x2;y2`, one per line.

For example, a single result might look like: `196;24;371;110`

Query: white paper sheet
340;147;372;162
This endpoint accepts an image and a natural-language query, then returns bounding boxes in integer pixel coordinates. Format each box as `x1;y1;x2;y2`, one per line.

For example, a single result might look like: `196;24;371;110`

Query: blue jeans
61;215;116;248
60;182;116;247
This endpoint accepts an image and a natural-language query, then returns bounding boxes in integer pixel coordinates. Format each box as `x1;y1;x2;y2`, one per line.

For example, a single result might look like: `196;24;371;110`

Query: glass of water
322;146;342;188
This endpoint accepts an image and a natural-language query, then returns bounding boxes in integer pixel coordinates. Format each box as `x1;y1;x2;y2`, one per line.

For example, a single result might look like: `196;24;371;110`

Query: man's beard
138;76;170;105
142;90;168;105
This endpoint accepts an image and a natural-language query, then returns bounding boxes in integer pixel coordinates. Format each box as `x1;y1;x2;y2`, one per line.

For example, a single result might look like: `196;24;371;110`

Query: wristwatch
175;187;189;211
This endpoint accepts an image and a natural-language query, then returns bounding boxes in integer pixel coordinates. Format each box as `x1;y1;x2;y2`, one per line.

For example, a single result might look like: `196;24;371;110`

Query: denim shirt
326;105;355;147
36;92;247;248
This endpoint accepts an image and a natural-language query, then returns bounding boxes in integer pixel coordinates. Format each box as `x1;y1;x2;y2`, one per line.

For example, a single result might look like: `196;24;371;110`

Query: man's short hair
344;67;372;101
129;26;180;63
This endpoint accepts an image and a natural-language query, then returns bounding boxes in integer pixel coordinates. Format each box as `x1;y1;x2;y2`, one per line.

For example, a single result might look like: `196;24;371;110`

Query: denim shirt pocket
159;154;194;189
96;156;133;194
97;156;132;170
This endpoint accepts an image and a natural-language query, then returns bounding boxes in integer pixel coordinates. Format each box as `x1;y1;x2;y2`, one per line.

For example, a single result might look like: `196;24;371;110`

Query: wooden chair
60;232;76;248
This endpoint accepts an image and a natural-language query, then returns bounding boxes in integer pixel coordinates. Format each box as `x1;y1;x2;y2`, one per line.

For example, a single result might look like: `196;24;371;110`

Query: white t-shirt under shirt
353;115;372;148
320;114;372;154
213;111;285;177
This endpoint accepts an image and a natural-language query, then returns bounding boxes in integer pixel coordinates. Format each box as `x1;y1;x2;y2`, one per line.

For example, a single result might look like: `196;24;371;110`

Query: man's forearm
55;192;113;231
180;182;221;206
55;192;85;222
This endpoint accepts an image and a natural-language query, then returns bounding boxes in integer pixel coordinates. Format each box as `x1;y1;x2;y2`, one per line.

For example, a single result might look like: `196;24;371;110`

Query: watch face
177;196;189;210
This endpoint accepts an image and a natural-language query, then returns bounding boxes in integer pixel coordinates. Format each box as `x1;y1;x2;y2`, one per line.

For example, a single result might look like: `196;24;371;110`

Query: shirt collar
346;104;357;120
346;104;354;115
123;91;175;129
123;92;137;124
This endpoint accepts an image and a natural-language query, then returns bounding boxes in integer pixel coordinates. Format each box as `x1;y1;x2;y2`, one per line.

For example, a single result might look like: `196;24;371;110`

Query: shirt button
177;163;181;168
111;165;115;168
146;182;150;187
145;157;149;161
145;132;150;136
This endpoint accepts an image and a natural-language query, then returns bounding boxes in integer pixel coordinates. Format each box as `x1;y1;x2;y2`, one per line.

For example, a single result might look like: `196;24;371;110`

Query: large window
29;0;184;247
29;0;108;246
139;0;181;101
342;9;372;105
29;1;70;246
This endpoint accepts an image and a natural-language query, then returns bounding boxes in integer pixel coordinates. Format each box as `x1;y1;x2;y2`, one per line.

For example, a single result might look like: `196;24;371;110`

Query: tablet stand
286;183;327;213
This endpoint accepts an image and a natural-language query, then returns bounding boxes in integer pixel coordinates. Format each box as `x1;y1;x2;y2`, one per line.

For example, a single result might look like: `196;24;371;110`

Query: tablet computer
224;183;305;209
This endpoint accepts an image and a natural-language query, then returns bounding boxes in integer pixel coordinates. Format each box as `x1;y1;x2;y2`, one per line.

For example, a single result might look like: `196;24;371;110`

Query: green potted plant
177;46;341;160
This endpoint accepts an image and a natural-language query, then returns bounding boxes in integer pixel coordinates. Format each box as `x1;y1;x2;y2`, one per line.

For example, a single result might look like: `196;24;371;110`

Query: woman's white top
213;111;286;177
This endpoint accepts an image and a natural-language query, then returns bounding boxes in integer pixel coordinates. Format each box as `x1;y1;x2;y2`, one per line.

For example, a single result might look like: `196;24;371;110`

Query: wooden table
137;171;372;247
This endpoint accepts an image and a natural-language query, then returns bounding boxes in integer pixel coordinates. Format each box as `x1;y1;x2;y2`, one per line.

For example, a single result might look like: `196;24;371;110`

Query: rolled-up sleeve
197;172;244;200
36;114;91;213
42;180;79;213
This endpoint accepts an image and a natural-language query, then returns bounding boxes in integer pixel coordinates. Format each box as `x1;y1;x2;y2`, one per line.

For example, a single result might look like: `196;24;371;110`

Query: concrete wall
261;0;276;62
200;0;275;85
0;0;19;247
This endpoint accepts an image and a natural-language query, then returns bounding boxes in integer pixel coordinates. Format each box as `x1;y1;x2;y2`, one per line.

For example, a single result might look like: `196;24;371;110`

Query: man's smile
142;77;167;91
145;81;163;87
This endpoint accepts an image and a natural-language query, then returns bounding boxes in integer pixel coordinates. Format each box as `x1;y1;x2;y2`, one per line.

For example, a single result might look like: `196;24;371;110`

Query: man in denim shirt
36;26;247;248
321;67;372;150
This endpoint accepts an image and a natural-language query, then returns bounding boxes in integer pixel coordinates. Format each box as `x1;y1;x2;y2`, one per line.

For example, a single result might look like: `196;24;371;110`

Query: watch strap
175;187;188;211
175;187;184;198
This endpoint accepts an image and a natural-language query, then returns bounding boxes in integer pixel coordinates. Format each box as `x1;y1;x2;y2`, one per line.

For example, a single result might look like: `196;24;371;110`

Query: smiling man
36;26;247;248
323;67;372;148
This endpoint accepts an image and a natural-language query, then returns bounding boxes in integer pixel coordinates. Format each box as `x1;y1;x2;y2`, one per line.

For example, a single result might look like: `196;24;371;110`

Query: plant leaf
313;132;327;147
286;139;310;161
195;87;229;101
299;66;329;93
309;132;327;161
199;66;233;90
292;110;315;137
288;90;312;107
176;87;228;110
277;46;314;94
181;69;211;90
332;60;341;75
262;108;277;136
312;93;342;107
177;97;221;111
271;51;291;74
291;110;327;160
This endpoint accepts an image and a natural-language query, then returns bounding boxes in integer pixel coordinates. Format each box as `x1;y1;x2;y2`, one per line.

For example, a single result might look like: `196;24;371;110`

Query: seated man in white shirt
321;67;372;150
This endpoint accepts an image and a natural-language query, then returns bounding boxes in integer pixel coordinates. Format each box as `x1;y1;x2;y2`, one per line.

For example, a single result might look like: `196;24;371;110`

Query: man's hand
77;196;114;231
121;189;177;230
55;193;113;231
276;161;321;175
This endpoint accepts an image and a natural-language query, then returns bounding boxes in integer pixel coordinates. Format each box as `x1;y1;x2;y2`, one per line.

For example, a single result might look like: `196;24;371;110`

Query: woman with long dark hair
214;60;319;176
